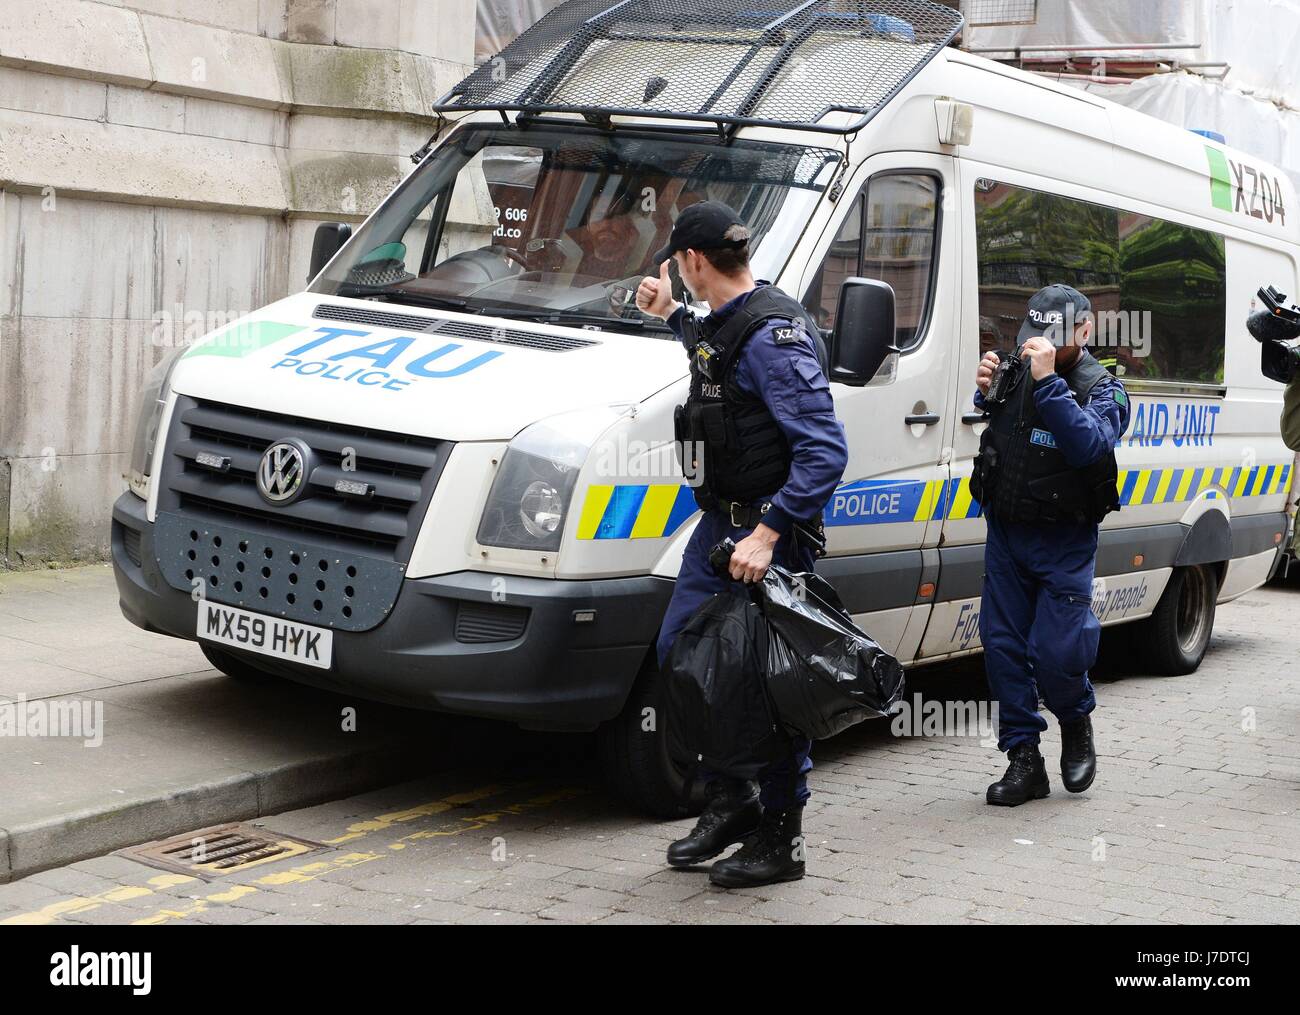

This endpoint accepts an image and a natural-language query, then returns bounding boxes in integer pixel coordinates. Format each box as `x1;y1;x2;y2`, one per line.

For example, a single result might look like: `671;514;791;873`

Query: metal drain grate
121;823;325;878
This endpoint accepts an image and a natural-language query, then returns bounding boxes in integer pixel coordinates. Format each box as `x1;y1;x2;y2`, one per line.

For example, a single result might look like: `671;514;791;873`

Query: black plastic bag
758;563;906;741
663;588;793;779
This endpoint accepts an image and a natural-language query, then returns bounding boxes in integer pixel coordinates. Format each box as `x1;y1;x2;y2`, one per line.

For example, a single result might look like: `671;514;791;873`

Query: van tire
1136;564;1218;676
200;644;278;684
598;659;706;819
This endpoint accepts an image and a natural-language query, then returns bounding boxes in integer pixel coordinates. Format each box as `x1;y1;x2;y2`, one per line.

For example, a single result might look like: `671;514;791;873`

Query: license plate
197;602;333;669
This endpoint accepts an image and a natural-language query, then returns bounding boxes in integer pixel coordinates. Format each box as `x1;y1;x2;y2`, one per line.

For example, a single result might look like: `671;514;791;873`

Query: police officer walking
635;201;848;887
971;284;1131;806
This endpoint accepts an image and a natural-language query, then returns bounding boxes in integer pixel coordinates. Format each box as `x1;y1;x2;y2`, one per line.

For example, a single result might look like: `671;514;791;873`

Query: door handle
961;410;989;425
905;412;941;427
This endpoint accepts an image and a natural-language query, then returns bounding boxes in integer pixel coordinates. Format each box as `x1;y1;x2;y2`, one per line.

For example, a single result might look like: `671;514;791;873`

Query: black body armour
971;351;1121;526
674;287;827;513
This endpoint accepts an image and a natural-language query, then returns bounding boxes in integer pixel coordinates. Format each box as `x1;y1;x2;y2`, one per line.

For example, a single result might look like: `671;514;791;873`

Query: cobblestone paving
3;581;1298;925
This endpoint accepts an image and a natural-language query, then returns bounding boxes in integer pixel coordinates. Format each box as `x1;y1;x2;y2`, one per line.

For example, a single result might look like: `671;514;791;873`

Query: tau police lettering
269;326;504;392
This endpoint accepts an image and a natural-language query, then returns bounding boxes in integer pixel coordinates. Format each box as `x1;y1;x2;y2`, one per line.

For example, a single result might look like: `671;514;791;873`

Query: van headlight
126;348;185;499
477;406;629;552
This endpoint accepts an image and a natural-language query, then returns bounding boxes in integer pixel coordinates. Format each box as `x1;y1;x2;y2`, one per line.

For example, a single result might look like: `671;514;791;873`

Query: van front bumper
111;493;673;730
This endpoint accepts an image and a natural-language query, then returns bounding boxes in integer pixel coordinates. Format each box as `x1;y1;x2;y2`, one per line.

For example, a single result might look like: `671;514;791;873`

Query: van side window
803;173;940;349
803;195;863;331
974;179;1227;387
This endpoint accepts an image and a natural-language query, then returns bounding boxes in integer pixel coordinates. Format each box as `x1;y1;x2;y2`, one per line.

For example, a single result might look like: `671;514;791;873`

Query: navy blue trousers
980;515;1100;752
656;510;814;810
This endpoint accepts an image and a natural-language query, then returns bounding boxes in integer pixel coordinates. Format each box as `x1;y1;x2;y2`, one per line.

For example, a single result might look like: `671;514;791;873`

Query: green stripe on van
184;321;305;359
1204;146;1233;212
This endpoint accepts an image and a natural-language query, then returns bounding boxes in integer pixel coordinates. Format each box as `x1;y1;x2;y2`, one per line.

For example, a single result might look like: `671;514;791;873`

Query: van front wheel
598;659;706;819
1136;564;1218;675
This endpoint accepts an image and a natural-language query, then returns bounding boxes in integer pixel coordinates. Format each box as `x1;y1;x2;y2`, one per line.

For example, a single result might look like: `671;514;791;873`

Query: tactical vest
971;350;1121;526
674;286;827;513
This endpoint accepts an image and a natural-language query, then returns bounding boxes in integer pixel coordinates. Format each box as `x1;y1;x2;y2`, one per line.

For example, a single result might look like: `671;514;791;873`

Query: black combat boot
666;779;762;868
708;807;805;888
1059;715;1097;793
986;743;1051;806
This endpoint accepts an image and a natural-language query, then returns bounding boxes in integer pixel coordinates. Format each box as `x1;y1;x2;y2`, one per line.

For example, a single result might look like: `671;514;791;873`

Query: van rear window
974;179;1227;389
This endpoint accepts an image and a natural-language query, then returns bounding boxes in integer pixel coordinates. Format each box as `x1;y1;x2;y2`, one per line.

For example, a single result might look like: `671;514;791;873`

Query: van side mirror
308;222;353;283
829;278;898;386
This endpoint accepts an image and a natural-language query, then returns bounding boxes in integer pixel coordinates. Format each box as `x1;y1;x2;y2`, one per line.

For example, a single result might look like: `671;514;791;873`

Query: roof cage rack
437;0;964;137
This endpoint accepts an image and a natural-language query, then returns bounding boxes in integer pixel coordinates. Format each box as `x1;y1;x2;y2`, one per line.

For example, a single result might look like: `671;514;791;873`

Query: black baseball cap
653;201;751;265
1018;284;1092;345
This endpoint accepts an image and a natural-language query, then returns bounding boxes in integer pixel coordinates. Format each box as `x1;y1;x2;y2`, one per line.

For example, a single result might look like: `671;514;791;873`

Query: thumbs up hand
636;258;680;321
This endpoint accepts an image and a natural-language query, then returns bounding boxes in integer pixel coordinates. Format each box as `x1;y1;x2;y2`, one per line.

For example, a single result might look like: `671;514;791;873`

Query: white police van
113;1;1298;814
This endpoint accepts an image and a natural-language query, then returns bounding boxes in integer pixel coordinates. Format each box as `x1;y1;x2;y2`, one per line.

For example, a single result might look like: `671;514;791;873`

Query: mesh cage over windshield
537;133;842;189
440;0;965;135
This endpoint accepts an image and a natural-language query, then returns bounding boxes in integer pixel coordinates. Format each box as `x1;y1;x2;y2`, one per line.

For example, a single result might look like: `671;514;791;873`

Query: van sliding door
795;153;959;661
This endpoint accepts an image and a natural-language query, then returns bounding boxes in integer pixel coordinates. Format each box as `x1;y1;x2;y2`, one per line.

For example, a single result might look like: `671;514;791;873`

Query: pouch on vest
1026;472;1082;513
673;403;690;476
1087;471;1121;522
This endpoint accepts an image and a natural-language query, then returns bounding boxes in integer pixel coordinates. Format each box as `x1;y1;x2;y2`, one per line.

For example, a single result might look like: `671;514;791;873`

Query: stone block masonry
0;0;477;565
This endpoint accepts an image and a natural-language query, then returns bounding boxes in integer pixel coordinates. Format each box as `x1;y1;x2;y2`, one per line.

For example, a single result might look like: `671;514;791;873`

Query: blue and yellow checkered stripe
1115;463;1292;506
576;484;700;540
576;463;1293;538
914;464;1292;523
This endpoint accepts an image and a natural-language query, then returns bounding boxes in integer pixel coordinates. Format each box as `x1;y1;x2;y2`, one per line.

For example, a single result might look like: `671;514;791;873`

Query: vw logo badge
257;441;310;505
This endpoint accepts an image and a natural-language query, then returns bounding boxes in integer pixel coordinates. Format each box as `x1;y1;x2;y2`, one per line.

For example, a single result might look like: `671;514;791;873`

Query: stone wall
0;0;476;566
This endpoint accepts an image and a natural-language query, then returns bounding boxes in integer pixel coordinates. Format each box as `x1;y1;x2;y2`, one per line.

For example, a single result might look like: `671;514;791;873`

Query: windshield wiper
337;287;671;335
477;306;672;334
338;286;472;313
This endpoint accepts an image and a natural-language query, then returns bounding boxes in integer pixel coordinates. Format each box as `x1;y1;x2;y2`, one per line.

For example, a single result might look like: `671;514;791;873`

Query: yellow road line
325;783;513;845
1;874;196;926
4;781;587;927
131;789;587;925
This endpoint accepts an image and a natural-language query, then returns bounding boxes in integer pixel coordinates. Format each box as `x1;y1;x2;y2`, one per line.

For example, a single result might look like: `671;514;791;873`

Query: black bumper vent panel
154;511;404;632
454;601;530;643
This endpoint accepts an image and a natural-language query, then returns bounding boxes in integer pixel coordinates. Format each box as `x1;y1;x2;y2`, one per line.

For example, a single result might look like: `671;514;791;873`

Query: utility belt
713;498;828;559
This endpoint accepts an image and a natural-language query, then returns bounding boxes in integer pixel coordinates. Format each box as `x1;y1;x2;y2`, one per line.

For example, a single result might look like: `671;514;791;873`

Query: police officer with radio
636;201;848;888
971;284;1131;806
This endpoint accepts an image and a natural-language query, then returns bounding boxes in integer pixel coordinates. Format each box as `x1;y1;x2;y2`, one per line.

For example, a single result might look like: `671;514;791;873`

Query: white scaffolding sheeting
966;0;1300;188
963;0;1197;60
966;0;1300;106
477;0;566;64
1079;72;1300;194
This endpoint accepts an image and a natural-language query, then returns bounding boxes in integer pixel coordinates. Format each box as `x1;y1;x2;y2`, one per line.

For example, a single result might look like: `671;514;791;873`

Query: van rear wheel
1136;564;1218;675
598;659;706;819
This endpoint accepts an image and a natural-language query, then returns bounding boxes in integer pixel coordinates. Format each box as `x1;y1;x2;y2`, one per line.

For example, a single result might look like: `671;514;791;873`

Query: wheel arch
1173;502;1231;578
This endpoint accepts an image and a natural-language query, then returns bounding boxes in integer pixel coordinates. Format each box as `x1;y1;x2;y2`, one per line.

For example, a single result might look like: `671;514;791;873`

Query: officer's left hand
730;524;780;583
1021;336;1057;382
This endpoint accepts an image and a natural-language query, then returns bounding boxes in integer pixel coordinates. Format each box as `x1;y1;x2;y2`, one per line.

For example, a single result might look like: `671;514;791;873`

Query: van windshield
310;122;840;333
